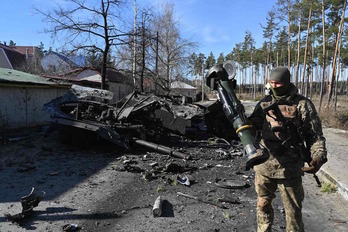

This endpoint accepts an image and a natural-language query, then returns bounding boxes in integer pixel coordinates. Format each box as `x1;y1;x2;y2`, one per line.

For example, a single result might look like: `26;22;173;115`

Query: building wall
108;82;134;103
0;85;68;130
170;88;197;101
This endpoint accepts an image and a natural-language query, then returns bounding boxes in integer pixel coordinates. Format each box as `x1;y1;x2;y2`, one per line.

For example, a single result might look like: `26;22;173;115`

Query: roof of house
12;46;39;56
43;67;127;85
50;51;81;67
44;67;101;84
170;81;197;90
0;48;13;69
0;67;65;86
0;44;25;68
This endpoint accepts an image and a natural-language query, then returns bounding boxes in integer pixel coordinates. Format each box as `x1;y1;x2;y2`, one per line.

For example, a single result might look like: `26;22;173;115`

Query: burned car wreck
43;85;236;159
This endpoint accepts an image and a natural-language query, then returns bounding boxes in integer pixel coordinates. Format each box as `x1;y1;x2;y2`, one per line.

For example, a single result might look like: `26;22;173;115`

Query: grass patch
223;212;232;220
165;175;178;186
156;185;164;192
207;138;217;145
320;182;337;194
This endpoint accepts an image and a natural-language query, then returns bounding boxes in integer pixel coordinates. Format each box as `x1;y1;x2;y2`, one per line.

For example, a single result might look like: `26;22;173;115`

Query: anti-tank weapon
205;61;269;170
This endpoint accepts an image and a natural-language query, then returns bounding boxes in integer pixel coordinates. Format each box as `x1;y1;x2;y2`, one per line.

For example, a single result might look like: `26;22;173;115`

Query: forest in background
4;0;348;128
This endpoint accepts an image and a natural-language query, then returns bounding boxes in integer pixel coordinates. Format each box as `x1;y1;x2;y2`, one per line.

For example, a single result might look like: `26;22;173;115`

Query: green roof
0;67;62;86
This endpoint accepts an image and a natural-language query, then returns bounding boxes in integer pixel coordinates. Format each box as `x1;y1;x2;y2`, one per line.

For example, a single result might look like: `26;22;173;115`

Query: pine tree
217;53;225;65
205;52;216;69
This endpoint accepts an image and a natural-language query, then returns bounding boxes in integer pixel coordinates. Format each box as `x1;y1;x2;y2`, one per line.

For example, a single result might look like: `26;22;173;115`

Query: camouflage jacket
249;84;327;179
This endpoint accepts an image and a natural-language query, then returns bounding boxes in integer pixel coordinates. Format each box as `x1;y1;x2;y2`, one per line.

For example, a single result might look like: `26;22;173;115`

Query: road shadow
161;200;174;217
0;206;119;230
0;126;127;203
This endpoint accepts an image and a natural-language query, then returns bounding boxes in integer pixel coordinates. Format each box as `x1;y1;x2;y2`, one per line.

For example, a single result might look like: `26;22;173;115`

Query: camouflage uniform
249;83;327;232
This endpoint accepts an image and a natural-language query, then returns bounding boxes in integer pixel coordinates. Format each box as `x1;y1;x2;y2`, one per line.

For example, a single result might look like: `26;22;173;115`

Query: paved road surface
0;102;347;231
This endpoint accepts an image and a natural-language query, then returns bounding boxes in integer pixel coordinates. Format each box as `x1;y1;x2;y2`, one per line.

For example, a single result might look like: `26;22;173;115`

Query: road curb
317;169;348;201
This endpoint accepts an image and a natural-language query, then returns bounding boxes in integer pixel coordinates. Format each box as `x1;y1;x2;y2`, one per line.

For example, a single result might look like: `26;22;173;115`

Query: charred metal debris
4;187;45;223
43;85;237;158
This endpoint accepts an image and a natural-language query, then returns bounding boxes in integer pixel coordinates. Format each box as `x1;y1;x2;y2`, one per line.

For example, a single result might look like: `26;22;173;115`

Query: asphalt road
0;102;347;231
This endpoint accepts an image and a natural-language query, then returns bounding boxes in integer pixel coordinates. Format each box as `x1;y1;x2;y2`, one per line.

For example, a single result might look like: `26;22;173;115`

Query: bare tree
36;0;131;89
151;2;197;91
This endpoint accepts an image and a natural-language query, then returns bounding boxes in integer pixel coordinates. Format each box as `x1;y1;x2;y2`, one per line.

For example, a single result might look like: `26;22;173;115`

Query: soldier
249;66;327;232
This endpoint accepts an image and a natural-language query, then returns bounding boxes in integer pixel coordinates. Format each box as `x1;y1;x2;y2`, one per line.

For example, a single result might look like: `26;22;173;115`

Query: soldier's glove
302;156;323;174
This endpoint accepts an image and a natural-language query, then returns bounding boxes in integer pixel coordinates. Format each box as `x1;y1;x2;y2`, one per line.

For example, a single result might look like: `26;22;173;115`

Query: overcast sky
1;0;278;58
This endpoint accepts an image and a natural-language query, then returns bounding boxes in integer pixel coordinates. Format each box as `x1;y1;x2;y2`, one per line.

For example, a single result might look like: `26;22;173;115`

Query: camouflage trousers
254;174;304;232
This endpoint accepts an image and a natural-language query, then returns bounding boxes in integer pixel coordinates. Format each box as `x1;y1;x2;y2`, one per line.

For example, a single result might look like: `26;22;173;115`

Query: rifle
262;101;321;187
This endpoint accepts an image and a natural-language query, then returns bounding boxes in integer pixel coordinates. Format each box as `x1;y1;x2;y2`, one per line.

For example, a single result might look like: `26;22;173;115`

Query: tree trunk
243;68;247;94
288;0;291;69
155;32;159;94
346;69;348;96
269;41;272;75
239;64;242;94
101;3;110;90
238;57;242;94
263;57;269;85
340;66;344;94
166;44;170;91
334;36;343;112
251;54;256;99
302;6;312;96
101;49;108;90
263;64;266;94
295;14;301;88
315;65;319;96
266;39;272;84
132;0;137;89
327;0;346;107
140;16;146;92
306;67;310;98
310;41;314;99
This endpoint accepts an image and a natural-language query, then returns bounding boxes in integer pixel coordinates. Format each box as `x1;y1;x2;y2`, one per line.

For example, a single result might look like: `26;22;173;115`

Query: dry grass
312;95;348;130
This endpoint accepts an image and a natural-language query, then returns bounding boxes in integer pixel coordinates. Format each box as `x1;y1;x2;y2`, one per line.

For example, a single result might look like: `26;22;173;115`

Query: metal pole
132;0;137;87
155;31;159;93
201;61;204;102
156;32;159;73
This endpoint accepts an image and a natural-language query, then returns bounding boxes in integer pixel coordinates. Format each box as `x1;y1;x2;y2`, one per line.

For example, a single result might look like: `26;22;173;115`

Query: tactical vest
260;101;301;142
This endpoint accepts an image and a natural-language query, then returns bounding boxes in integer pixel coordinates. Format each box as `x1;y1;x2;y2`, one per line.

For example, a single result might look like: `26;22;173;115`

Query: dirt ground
1;125;348;232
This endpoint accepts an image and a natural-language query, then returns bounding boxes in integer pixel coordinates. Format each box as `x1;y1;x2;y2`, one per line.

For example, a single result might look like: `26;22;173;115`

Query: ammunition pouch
261;102;300;142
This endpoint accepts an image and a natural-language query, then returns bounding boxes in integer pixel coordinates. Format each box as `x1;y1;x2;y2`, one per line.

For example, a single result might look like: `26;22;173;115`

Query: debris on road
217;197;241;204
4;187;45;223
2;114;348;231
177;174;191;186
177;192;227;209
214;179;249;189
62;223;81;231
152;196;163;217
